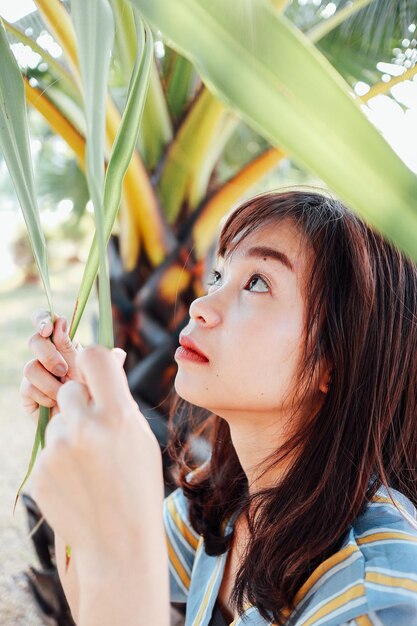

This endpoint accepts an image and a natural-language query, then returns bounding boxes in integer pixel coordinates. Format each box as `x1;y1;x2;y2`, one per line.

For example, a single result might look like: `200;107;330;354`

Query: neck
222;410;293;494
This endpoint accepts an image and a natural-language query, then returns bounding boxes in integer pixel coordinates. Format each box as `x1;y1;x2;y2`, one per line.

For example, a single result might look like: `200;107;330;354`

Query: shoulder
353;487;417;617
354;486;417;574
289;488;417;626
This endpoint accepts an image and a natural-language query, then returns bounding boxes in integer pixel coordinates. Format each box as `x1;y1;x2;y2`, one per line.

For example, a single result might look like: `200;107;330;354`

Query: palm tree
1;0;417;623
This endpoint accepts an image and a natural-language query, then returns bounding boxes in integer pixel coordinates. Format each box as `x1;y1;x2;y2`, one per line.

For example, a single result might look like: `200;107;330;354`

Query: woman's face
174;218;316;425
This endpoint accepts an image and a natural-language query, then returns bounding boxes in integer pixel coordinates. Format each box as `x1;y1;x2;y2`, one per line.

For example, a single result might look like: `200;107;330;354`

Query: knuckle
79;344;106;364
43;354;60;373
29;405;39;418
20;378;33;398
22;359;36;379
58;335;73;353
23;399;38;416
27;333;38;352
19;377;28;397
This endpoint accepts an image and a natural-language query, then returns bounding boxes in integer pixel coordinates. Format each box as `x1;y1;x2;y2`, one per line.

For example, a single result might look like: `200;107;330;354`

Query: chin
174;375;217;412
174;375;201;405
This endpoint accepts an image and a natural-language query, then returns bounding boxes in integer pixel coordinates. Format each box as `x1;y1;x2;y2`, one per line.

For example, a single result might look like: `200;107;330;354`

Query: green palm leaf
70;16;154;338
323;0;416;59
71;0;115;348
317;0;417;85
165;52;196;123
130;0;417;262
0;20;55;499
0;21;53;311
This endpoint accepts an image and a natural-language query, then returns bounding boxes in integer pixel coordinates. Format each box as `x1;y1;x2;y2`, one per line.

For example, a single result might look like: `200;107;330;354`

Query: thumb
76;345;134;416
112;347;127;367
52;317;79;380
56;379;91;417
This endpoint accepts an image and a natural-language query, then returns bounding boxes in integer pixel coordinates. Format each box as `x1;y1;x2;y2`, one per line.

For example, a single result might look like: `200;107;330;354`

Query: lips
177;334;209;362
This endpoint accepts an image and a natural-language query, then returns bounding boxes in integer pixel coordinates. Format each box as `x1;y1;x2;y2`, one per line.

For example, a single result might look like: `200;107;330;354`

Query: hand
20;311;81;417
20;310;125;417
31;345;164;569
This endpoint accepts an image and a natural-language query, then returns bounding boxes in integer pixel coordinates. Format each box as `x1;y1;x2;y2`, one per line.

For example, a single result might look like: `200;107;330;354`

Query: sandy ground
0;264;96;625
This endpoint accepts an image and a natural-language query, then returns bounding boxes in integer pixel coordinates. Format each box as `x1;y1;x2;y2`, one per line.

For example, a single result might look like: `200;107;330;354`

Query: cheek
173;310;305;411
222;320;304;400
232;352;296;403
229;314;302;375
218;330;302;410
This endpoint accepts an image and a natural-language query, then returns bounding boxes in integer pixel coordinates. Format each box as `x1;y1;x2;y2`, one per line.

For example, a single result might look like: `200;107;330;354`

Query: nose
189;294;222;328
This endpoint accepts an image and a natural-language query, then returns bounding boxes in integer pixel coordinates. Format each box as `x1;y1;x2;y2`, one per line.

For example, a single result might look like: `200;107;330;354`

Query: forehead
222;218;311;277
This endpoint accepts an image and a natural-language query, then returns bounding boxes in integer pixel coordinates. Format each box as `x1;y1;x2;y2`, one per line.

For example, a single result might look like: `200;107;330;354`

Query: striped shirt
163;485;417;625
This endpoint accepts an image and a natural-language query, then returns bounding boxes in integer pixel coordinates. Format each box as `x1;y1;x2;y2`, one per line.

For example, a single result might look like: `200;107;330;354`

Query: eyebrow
243;246;294;272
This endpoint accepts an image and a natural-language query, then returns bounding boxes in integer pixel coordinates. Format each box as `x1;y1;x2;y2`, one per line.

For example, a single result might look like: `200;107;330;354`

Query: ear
319;366;332;394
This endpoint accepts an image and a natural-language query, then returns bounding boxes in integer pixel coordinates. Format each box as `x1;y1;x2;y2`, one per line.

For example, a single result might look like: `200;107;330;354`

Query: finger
50;404;60;418
52;317;79;379
33;405;60;421
57;380;91;417
23;359;62;401
31;310;54;338
60;341;83;382
28;333;68;378
44;411;69;447
25;399;39;416
74;338;83;353
20;386;39;415
20;378;56;412
113;347;127;367
76;345;134;415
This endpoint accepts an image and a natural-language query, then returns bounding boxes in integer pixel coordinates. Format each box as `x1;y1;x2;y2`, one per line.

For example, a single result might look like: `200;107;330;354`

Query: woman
20;190;417;626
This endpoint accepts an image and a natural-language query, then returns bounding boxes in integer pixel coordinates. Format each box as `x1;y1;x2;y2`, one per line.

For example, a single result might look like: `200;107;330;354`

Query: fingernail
55;364;67;377
39;322;46;333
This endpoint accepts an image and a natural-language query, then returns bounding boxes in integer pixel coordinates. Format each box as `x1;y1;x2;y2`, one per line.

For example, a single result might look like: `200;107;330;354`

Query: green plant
0;2;153;496
1;2;416;619
1;0;416;507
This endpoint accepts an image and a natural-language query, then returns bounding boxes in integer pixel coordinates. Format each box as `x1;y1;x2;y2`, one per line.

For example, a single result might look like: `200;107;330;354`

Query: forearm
76;519;170;626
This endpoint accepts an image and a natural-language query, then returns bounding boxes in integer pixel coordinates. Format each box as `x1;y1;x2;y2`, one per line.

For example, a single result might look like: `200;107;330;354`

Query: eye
207;269;222;287
245;274;270;293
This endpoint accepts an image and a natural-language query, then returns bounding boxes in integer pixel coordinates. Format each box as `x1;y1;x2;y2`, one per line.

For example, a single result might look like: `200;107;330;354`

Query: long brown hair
168;190;417;624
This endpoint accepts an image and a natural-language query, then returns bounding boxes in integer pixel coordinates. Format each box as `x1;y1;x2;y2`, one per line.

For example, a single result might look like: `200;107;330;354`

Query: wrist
76;515;166;579
74;486;166;569
77;537;169;626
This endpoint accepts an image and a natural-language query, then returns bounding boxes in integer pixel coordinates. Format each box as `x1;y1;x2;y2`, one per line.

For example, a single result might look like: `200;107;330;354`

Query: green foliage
131;0;417;262
317;0;417;85
0;20;53;312
1;0;417;507
0;20;55;501
71;0;115;348
71;15;154;337
0;2;153;494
